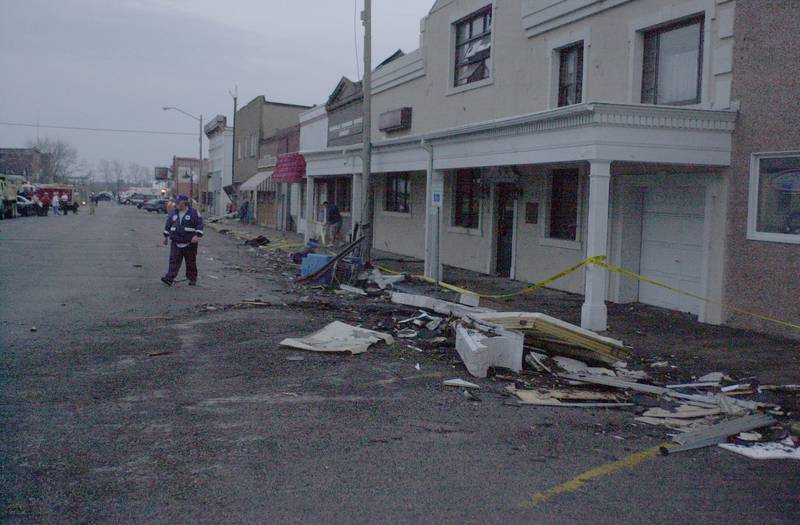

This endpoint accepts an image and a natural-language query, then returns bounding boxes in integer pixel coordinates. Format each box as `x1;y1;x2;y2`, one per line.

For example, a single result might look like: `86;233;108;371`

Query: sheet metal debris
280;321;393;355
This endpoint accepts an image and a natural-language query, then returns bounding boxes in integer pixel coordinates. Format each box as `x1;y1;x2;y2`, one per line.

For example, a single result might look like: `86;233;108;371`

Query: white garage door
639;188;705;315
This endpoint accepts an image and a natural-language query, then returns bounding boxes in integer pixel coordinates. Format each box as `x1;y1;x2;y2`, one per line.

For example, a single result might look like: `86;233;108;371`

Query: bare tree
27;137;79;182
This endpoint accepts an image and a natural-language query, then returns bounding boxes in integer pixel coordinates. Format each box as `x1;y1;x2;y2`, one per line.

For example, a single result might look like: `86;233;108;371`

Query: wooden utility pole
361;0;374;262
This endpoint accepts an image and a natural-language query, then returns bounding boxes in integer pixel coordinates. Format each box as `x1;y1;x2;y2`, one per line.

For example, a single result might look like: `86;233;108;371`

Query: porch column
351;173;364;239
581;160;612;331
424;170;444;280
304;177;315;242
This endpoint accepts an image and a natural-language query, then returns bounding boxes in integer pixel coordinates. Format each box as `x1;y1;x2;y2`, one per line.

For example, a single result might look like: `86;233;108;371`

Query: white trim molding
522;0;633;38
747;151;800;245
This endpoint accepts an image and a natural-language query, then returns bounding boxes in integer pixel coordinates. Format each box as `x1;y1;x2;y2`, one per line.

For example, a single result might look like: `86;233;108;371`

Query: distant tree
27;137;79;182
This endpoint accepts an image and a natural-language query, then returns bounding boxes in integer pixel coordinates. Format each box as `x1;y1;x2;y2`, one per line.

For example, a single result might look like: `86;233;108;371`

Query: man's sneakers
161;277;173;287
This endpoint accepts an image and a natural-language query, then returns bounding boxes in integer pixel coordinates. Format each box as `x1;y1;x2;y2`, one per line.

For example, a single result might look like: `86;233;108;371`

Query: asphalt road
1;205;798;524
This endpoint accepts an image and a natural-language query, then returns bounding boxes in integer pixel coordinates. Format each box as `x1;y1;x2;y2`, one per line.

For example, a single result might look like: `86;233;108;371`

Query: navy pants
165;242;198;283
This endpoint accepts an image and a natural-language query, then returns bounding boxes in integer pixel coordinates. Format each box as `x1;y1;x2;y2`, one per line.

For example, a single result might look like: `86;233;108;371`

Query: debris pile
212;221;800;461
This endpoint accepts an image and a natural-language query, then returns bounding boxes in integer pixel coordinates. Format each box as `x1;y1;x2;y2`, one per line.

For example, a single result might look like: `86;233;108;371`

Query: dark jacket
325;204;342;225
163;208;204;244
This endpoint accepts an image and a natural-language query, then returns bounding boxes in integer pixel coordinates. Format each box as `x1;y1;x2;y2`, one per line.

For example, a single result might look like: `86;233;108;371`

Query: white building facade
304;0;738;331
204;115;233;217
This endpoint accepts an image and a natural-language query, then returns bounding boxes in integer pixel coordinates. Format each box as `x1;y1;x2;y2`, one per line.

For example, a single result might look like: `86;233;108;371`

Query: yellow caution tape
376;256;800;331
593;258;800;332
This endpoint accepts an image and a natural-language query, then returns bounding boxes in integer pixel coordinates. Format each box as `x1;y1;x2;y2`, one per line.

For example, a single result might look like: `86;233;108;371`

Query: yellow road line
520;443;673;508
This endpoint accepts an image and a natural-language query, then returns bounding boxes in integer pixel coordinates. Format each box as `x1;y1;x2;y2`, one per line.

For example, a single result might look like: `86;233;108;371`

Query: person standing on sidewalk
322;201;342;247
161;195;204;286
40;193;50;216
89;193;96;215
52;192;60;216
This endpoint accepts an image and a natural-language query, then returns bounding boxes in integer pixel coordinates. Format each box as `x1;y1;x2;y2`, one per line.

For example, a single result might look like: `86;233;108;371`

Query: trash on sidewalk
455;324;523;378
719;438;800;460
661;414;777;455
368;269;406;290
468;312;630;364
391;292;492;319
243;235;270;247
339;284;368;296
506;386;633;408
279;321;393;355
443;378;481;389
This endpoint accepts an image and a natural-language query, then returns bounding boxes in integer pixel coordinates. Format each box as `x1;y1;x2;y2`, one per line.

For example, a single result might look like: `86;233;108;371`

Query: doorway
495;183;516;277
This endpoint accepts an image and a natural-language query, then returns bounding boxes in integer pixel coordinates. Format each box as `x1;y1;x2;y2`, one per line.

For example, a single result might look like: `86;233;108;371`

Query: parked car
137;195;159;209
16;195;37;216
95;191;113;202
143;199;168;213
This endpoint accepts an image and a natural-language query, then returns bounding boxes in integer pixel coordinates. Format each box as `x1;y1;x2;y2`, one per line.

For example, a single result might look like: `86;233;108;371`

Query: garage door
639;188;705;315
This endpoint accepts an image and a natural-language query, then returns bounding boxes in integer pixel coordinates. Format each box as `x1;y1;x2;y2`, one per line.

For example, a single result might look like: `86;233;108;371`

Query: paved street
1;205;798;524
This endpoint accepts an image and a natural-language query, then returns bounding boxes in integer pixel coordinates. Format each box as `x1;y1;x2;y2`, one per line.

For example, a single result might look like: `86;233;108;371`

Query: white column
424;170;444;280
304;178;315;242
351;173;364;239
581;160;612;331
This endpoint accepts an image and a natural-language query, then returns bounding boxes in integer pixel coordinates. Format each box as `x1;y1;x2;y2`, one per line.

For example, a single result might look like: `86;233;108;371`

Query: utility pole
361;0;374;262
230;86;238;201
196;114;203;205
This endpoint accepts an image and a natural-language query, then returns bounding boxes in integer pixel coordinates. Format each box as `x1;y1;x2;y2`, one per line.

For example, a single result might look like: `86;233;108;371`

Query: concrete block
455;324;523;378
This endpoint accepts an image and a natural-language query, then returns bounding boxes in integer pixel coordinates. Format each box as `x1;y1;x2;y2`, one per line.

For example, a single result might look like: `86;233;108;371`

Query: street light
162;106;203;203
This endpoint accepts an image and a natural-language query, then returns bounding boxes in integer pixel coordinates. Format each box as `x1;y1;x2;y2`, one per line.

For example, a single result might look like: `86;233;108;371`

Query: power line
0;121;197;136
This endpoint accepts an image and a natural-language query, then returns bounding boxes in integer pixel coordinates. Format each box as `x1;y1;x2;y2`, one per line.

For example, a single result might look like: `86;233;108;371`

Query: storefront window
385;173;411;213
750;154;800;241
453;170;480;229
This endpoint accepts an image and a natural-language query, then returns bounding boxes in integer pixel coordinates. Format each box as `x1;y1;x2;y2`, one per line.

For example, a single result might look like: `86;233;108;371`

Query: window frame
384;173;412;215
452;5;494;89
747;151;800;245
558;42;584;107
640;15;705;106
541;169;583;250
451;169;481;230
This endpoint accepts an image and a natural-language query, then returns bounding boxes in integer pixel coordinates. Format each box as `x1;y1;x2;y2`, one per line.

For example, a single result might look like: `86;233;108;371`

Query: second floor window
558;43;584;107
385;173;411;213
454;6;492;87
641;16;704;105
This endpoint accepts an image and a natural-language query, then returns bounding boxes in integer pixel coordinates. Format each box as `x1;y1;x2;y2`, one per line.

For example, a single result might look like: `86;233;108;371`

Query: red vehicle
35;185;79;214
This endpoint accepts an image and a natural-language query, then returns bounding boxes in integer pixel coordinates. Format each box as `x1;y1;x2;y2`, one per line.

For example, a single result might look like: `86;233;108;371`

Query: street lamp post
163;106;203;203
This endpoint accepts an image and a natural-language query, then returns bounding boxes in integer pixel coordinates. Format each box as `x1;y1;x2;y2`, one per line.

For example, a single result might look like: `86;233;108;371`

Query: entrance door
638;187;705;315
495;183;516;277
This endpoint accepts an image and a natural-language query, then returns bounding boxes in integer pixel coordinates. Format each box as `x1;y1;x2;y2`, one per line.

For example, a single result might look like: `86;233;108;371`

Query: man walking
322;201;343;247
89;193;96;215
161;195;204;286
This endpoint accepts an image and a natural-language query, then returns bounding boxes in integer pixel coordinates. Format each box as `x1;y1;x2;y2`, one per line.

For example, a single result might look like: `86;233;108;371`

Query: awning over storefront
272;153;306;184
239;171;272;192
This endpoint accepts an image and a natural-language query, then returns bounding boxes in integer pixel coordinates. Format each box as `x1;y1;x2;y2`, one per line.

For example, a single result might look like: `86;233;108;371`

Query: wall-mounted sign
772;170;800;193
431;179;444;208
154;167;170;181
379;107;412;133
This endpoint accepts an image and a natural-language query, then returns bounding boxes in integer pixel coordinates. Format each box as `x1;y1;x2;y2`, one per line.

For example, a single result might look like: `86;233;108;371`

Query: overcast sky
0;0;433;172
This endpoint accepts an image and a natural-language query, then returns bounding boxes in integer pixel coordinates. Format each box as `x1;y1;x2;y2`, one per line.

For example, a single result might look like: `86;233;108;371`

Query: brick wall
724;1;800;337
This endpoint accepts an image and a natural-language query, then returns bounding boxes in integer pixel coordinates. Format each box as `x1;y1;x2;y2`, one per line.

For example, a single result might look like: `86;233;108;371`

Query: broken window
750;154;800;240
558;43;584;107
385;173;411;213
453;170;480;229
641;16;704;105
454;6;492;87
548;169;579;241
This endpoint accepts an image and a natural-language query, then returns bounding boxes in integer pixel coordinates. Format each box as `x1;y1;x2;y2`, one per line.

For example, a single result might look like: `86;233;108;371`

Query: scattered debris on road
280;321;393;355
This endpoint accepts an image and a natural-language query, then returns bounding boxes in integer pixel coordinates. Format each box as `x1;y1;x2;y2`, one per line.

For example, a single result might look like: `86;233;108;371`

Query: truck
35;184;80;214
0;174;27;219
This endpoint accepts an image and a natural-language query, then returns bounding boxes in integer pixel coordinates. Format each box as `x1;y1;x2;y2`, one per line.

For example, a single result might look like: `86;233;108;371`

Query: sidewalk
208;218;800;384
